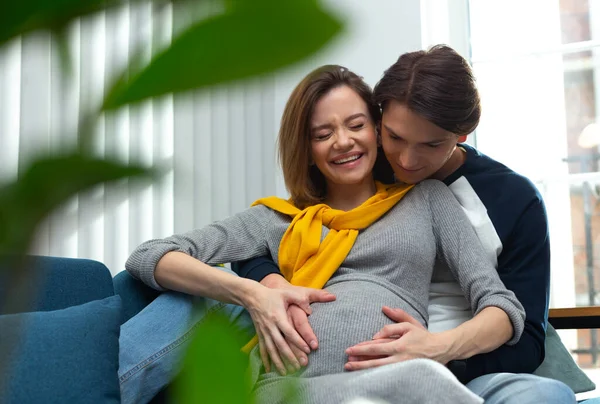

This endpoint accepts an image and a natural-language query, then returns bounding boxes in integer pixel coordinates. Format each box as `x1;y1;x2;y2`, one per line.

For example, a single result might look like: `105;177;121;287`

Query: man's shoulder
450;144;543;206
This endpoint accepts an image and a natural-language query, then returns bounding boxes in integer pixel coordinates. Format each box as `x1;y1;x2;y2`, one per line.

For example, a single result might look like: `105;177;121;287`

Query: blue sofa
1;256;600;403
0;256;166;404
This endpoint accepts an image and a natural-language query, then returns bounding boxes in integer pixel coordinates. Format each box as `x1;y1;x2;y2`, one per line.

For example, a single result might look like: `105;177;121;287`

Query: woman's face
309;85;378;190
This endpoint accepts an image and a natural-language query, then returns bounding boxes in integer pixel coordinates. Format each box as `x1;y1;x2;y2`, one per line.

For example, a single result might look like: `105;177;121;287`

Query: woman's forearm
437;306;513;363
155;251;259;307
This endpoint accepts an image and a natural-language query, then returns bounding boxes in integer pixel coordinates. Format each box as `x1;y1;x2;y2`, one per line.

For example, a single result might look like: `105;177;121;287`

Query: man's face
381;101;459;184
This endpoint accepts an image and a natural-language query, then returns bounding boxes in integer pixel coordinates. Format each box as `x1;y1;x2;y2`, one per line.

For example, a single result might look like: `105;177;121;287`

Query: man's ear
458;135;468;143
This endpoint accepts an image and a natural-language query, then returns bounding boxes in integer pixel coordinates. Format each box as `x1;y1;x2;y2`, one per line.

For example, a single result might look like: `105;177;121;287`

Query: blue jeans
466;372;576;404
118;289;255;404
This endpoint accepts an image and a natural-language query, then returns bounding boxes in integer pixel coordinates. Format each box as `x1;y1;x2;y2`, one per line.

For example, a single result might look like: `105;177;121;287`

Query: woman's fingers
269;325;301;372
278;316;310;354
262;329;287;375
256;330;270;373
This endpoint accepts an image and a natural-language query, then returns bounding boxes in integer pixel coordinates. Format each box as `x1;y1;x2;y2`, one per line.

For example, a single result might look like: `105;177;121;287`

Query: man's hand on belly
344;306;451;371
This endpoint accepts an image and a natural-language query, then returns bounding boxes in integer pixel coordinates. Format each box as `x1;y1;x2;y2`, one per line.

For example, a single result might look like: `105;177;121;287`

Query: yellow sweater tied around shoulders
240;181;414;353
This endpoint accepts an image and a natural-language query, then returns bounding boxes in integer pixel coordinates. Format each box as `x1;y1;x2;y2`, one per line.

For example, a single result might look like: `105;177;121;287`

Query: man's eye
427;143;440;148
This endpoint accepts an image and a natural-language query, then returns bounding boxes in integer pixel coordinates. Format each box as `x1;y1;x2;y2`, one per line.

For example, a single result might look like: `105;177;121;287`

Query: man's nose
399;149;419;169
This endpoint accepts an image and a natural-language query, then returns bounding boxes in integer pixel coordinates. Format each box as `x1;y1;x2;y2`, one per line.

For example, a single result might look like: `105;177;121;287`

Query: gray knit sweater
126;179;525;403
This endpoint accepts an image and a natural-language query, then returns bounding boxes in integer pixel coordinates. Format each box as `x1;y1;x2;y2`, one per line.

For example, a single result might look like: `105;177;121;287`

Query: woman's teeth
333;154;361;164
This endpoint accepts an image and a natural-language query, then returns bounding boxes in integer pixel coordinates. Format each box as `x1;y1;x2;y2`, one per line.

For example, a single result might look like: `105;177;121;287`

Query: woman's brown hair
278;65;394;209
373;44;481;136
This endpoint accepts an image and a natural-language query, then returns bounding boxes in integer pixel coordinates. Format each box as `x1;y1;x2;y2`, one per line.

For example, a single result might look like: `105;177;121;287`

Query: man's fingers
345;341;395;357
279;318;310;354
288;339;308;367
290;305;318;350
382;306;424;328
309;289;336;302
373;322;413;339
350;338;396;348
344;356;394;371
347;354;386;362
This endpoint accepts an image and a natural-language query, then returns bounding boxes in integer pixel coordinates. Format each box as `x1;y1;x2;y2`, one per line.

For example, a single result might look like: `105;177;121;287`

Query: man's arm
456;198;550;382
231;256;282;281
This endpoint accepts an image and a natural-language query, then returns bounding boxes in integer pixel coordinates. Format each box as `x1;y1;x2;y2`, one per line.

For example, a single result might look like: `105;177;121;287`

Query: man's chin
393;174;428;185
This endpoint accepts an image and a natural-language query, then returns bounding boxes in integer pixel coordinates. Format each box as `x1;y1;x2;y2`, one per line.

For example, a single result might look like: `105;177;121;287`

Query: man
240;45;575;403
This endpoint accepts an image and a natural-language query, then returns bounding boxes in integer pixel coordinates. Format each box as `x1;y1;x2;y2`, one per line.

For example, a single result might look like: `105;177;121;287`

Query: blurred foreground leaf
0;152;153;256
0;0;122;45
0;0;183;46
102;0;343;110
173;311;252;404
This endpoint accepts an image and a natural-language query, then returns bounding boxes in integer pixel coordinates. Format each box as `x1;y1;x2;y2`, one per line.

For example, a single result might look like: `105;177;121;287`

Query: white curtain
0;0;422;275
0;2;281;274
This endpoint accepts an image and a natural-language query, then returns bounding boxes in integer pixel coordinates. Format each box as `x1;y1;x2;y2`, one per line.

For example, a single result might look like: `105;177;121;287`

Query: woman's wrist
234;279;265;309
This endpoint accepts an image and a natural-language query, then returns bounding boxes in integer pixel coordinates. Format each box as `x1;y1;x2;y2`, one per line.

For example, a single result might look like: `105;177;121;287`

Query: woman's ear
458;135;468;143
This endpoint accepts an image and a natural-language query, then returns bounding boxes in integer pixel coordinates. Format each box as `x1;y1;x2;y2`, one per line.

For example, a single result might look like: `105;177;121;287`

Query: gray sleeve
125;205;276;290
419;180;525;345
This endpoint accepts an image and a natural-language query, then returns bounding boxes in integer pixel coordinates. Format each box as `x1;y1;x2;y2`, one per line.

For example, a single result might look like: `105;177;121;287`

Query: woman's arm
345;181;524;370
126;206;336;374
126;205;274;290
155;250;335;374
424;179;525;346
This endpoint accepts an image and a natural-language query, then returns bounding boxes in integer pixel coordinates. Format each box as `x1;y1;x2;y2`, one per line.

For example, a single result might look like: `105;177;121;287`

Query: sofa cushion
534;324;596;394
0;295;122;403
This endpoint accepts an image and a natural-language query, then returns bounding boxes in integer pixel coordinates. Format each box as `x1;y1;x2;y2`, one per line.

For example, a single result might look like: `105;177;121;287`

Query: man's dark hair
373;44;481;136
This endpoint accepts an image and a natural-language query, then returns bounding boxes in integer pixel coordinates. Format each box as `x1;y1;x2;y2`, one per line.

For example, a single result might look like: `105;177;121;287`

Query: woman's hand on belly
244;284;336;375
344;306;451;371
261;274;322;354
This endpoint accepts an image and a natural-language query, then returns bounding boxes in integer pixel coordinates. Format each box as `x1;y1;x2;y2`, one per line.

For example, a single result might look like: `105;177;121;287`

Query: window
436;0;600;393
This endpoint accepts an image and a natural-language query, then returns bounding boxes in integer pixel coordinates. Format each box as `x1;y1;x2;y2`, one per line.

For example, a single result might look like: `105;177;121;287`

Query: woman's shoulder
411;179;457;205
411;179;451;196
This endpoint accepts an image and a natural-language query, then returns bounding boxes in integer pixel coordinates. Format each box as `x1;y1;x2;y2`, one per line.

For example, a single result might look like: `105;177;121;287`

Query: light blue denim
466;372;576;404
118;268;255;404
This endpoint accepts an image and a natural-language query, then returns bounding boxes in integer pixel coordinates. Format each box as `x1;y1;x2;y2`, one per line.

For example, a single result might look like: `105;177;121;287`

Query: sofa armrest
113;270;161;324
0;256;115;314
549;306;600;329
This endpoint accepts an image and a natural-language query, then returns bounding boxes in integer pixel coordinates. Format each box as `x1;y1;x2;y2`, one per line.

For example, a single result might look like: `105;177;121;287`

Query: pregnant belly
299;278;424;378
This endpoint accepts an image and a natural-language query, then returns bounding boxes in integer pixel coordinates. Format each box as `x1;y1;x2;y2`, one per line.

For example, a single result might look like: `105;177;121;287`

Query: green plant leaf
102;0;343;110
0;0;187;46
0;0;119;46
173;310;253;404
0;151;154;256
